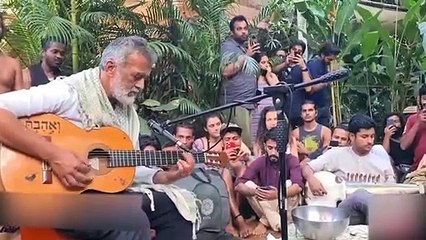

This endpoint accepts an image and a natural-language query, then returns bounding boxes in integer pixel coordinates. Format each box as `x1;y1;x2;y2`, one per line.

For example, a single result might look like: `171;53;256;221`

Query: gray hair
99;36;157;70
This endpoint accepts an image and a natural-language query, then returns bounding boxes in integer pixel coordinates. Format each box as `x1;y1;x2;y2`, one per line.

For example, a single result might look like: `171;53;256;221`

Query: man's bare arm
322;127;332;148
301;71;313;93
309;83;329;93
222;58;244;79
235;182;256;197
12;58;25;90
301;164;316;181
22;68;31;89
287;184;302;197
0;109;62;162
273;62;287;74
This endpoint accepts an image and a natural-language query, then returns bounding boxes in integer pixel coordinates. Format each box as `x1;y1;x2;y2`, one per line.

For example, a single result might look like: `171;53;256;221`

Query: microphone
147;119;190;152
263;68;350;96
303;67;350;85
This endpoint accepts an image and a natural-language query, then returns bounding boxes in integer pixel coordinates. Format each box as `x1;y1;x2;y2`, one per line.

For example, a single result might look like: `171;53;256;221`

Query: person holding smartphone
273;40;311;128
319;123;350;154
401;84;426;171
220;15;260;150
382;113;414;182
235;128;303;236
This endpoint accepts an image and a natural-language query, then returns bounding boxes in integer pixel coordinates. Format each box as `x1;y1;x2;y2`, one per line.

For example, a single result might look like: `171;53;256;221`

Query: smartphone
225;142;240;152
249;35;257;44
386;119;395;127
259;186;272;190
330;140;339;147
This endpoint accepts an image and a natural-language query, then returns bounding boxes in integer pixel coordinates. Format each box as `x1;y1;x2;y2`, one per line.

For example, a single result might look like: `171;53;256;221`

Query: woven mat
267;224;368;240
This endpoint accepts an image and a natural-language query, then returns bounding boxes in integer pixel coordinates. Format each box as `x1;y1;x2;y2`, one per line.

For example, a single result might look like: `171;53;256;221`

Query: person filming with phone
382;113;413;182
235;128;303;236
273;40;312;128
401;84;426;171
220;15;261;149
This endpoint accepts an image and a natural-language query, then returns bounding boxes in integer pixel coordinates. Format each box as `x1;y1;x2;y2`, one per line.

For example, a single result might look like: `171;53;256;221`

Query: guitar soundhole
87;148;110;176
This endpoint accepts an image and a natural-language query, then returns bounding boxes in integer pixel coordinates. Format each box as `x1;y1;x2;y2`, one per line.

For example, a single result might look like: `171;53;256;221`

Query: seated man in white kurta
302;114;396;225
0;36;199;240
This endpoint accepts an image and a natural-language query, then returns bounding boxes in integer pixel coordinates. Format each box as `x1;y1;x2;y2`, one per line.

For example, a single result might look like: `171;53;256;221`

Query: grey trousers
337;189;370;225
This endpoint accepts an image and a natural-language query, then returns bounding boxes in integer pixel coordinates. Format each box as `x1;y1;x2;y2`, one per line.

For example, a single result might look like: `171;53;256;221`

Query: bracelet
301;68;308;72
234;214;242;220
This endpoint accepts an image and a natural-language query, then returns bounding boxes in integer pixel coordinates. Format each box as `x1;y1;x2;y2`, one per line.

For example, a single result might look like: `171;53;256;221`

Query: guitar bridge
42;161;52;184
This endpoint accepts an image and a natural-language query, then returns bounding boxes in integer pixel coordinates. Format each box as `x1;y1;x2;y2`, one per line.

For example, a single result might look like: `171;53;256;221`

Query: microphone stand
151;68;349;240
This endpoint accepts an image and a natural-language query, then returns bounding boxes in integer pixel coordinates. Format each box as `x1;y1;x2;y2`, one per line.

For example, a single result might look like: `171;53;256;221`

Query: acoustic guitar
305;171;425;207
0;114;228;194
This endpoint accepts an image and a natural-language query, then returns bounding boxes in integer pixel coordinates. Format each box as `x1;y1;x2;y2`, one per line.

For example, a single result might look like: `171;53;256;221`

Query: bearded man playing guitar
0;36;197;240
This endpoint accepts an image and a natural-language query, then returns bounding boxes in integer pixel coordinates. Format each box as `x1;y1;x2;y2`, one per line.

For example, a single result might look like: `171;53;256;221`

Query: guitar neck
101;150;206;168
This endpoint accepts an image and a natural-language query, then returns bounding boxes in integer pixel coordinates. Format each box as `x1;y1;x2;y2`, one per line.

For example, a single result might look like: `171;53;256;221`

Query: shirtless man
0;12;24;93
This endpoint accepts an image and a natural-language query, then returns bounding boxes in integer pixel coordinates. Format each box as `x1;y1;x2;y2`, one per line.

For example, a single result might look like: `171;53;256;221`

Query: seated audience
192;119;252;238
401;84;426;171
139;134;161;151
382;113;413;182
193;113;251;155
292;100;331;160
300;123;349;166
253;106;278;157
235;128;303;235
302;114;396;225
330;123;350;147
253;106;297;158
162;122;195;151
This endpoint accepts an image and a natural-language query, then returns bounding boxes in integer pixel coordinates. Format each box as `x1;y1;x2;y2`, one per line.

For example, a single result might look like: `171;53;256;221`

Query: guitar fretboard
98;150;207;168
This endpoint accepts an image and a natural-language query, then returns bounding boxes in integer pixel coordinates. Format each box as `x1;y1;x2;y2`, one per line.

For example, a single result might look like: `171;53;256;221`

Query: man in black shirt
306;42;340;127
23;37;67;87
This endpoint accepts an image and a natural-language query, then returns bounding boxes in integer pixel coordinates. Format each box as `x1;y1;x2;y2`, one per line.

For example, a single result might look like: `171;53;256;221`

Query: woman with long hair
253;106;298;158
251;53;280;145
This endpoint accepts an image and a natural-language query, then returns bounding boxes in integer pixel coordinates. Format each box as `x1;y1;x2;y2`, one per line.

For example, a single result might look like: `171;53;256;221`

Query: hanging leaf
334;0;358;37
150;99;180;112
141;99;161;107
360;31;379;58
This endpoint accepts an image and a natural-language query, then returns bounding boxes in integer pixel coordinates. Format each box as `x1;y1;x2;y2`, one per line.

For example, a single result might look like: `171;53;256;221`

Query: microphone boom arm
163;68;350;126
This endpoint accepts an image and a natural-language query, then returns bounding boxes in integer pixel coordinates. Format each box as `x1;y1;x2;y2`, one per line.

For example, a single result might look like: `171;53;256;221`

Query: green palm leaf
149;41;196;66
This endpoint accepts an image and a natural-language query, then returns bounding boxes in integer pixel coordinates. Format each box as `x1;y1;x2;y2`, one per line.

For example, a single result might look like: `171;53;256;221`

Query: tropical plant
295;0;426;126
1;0;300;122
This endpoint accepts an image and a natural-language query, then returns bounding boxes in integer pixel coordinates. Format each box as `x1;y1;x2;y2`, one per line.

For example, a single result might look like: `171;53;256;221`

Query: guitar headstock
203;152;229;168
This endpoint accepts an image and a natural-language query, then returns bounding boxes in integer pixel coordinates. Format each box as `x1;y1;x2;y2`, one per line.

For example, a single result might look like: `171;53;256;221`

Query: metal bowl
292;205;350;239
